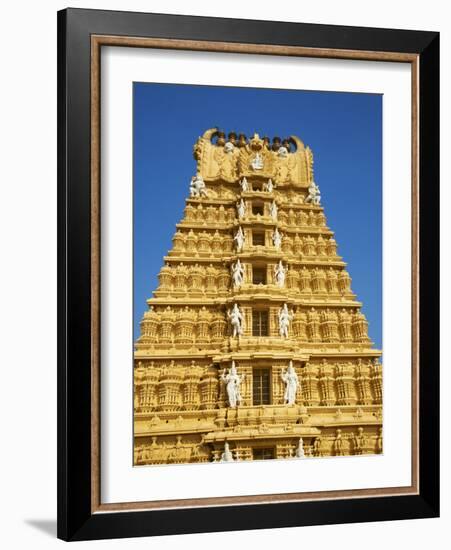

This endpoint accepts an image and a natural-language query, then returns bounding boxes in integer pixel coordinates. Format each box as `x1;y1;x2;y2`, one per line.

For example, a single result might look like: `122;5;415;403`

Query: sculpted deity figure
278;303;293;338
189;174;208;198
274;260;287;288
233;226;245;252
228;303;244;337
219;441;234;462
263;178;274;193
236;198;246;220
231;259;245;288
278;146;288;158
221;361;244;408
239;177;250;192
272;227;283;250
269;200;278;221
305;181;321;205
251;152;264;170
281;360;299;405
224;141;235;153
295;437;305;458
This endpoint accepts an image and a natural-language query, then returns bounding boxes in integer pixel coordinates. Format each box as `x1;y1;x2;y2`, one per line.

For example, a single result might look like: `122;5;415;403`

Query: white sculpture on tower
278;303;293;338
272;227;283;250
278;146;288;158
305;181;321;205
263;179;274;193
224;142;235;153
274;260;287;287
295;437;306;458
236;198;246;220
281;360;299;405
233;226;245;252
219;441;235;462
221;361;244;408
239;177;250;192
251;152;264;170
269;200;278;220
189;174;208;198
228;303;244;337
231;259;245;288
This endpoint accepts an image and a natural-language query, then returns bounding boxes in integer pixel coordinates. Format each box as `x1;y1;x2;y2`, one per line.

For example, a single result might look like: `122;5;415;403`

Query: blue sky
133;83;382;349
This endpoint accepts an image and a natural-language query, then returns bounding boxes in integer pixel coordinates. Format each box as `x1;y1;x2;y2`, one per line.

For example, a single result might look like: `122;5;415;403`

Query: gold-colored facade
134;128;382;465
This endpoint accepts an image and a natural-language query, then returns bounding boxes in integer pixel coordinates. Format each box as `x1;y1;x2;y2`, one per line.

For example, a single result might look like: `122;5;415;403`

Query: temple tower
134;128;382;465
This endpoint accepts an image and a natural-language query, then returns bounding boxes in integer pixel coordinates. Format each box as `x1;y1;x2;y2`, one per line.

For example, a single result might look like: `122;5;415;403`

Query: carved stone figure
295;437;305;458
239;177;249;192
269;200;278;220
231;259;245;288
236;198;246;220
228;303;244;337
305;181;321;205
263;178;274;192
272;227;283;250
219;441;234;462
281;360;299;405
233;226;245;252
251;152;264;170
221;361;244;408
189;174;208;198
278;146;288;158
274;260;287;288
278;303;293;338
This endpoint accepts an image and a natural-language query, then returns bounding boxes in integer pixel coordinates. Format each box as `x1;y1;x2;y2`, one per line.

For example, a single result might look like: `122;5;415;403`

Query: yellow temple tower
134;128;382;465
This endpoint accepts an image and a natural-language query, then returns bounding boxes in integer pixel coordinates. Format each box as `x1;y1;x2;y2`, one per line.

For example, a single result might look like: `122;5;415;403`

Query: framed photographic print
57;8;439;541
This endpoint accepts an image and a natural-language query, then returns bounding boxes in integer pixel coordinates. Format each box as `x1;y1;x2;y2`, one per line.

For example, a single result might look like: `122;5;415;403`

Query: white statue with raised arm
278;303;293;338
305;181;321;205
221;361;244;408
269;200;278;220
239;177;249;192
236;198;246;220
228;303;244;337
231;259;245;288
189;174;208;198
281;360;299;405
272;227;283;250
233;226;245;252
274;260;287;287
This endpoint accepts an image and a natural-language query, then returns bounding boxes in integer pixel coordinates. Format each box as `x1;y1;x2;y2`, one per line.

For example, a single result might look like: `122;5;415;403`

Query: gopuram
134;128;383;465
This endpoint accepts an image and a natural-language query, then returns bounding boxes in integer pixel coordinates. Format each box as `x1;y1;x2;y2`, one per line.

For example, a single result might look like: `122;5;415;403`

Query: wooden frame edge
90;34;420;515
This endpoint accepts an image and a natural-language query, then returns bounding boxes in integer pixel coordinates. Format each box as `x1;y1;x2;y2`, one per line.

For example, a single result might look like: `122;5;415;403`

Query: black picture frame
57;7;439;541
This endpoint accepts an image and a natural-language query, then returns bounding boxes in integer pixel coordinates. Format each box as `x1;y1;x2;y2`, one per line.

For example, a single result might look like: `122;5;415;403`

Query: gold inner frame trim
90;34;419;514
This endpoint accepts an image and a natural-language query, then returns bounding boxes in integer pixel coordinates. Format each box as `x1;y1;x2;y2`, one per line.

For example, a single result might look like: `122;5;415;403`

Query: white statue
189;174;208;198
219;441;234;462
231;259;245;288
221;361;244;408
274;260;287;287
224;141;235;153
251;152;264;170
281;360;299;405
278;146;288;158
305;181;321;205
233;226;245;252
269;200;278;220
272;227;283;250
295;437;305;458
239;177;249;192
264;179;274;193
236;198;246;220
228;303;244;337
278;303;293;338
